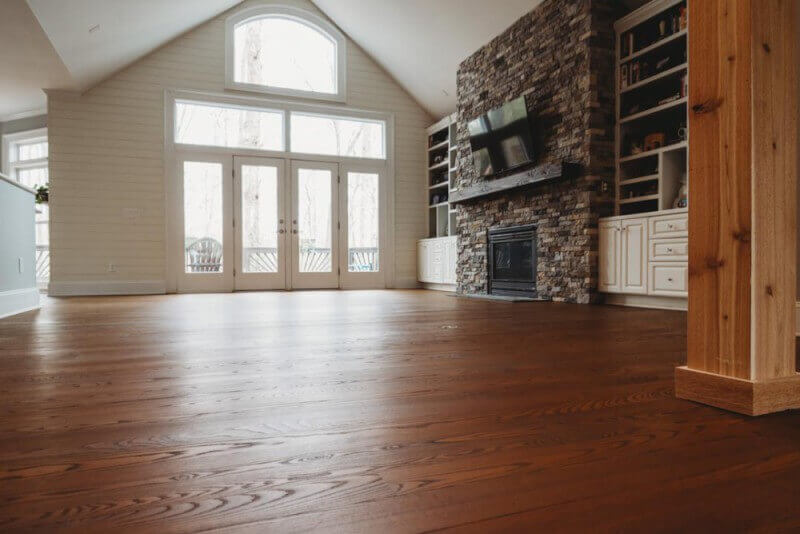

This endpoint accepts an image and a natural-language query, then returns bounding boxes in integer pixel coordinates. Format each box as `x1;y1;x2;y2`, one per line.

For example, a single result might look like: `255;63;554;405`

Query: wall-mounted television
468;96;536;177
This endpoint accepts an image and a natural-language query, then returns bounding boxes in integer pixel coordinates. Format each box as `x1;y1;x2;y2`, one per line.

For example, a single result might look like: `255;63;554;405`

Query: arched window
225;6;346;102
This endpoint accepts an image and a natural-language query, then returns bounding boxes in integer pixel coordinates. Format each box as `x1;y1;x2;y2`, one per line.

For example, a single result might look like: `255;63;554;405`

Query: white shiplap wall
48;0;431;294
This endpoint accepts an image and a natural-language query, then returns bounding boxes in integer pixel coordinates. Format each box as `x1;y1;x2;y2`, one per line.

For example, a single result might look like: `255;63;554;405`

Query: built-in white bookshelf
425;113;458;237
614;0;689;216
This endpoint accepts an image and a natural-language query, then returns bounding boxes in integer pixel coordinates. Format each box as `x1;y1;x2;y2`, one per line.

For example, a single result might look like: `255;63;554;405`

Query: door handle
279;229;285;234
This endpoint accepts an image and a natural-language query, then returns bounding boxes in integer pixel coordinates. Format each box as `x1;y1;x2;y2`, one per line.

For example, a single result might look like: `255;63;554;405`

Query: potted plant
35;183;49;204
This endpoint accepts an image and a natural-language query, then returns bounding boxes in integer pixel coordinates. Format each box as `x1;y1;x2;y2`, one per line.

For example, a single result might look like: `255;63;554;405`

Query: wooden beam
449;162;579;205
750;0;798;380
677;0;799;415
686;0;752;380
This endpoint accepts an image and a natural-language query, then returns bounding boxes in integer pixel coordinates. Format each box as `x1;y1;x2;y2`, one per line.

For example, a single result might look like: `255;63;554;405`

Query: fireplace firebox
487;224;537;297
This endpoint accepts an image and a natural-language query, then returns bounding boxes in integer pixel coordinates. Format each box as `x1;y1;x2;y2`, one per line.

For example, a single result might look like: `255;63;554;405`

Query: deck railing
242;247;379;273
185;246;379;275
35;245;50;284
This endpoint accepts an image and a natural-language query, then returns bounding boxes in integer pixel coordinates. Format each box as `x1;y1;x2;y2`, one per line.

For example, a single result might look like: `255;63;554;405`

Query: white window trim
2;127;48;184
224;5;347;103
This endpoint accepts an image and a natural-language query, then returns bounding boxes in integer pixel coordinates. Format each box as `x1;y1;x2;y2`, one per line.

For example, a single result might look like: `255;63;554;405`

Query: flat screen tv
468;96;536;177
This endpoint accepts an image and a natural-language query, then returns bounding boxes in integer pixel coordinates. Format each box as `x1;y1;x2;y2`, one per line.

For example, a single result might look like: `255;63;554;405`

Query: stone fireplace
453;0;620;304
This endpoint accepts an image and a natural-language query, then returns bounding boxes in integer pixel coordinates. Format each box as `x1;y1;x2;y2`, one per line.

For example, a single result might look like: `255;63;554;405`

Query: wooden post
675;0;799;415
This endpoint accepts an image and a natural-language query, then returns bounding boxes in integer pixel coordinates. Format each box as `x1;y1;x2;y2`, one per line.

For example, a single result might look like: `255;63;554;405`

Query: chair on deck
186;237;223;272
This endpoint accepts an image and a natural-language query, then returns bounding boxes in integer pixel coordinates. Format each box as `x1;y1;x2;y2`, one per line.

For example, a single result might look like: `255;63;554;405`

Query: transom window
226;6;346;102
174;99;386;160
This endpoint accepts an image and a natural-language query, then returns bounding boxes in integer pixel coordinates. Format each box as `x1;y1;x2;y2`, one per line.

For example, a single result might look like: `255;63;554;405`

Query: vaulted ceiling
310;0;542;118
1;0;644;121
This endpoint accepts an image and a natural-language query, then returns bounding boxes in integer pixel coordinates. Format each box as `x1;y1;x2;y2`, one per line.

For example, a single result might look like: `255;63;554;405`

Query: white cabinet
599;209;687;299
418;236;457;288
443;237;457;285
621;218;648;294
598;221;621;292
417;240;430;282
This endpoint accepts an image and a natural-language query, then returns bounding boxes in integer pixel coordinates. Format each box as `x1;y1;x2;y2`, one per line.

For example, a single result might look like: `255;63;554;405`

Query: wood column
675;0;799;415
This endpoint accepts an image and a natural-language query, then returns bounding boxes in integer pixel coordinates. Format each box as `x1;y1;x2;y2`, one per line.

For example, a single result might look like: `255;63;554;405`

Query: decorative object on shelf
644;133;665;151
621;64;629;89
680;73;688;97
671;13;679;33
629;139;644;155
433;155;444;164
659;19;667;37
631;62;640;84
678;125;688;141
679;6;687;30
672;172;688;209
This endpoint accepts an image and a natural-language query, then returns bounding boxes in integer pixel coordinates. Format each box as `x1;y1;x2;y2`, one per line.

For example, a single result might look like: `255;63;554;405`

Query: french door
290;161;339;289
233;157;287;290
176;154;384;292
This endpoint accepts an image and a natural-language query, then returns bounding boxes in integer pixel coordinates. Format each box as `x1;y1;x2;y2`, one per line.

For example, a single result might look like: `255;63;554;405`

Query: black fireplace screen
487;224;537;297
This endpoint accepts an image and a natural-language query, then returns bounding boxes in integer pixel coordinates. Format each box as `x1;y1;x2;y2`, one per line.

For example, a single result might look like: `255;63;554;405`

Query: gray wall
0;178;37;292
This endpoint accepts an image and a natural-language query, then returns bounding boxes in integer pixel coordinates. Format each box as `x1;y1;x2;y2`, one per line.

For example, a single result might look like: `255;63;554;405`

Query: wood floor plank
0;290;798;532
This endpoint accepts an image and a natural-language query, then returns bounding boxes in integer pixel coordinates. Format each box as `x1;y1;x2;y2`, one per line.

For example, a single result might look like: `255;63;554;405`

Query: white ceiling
26;0;243;92
2;0;552;121
0;0;72;120
311;0;542;118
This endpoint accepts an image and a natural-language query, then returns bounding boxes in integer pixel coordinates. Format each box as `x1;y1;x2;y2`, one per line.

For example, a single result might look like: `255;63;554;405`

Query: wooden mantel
449;162;579;205
675;0;799;416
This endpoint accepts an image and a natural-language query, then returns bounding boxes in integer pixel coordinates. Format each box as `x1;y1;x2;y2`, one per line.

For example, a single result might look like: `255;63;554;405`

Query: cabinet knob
667;248;673;252
668;277;674;282
279;229;285;234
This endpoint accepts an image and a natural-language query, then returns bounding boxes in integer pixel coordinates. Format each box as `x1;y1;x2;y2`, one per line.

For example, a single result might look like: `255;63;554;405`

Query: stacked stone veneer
454;0;620;303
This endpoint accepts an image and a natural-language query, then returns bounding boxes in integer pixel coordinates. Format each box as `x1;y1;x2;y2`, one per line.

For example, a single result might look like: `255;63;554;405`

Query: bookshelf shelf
615;0;689;216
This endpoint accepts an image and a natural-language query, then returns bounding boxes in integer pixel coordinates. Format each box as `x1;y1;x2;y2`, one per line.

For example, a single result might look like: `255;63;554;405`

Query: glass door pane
297;168;333;273
184;162;224;273
177;156;233;294
347;172;379;272
241;165;279;273
234;157;287;291
290;161;338;289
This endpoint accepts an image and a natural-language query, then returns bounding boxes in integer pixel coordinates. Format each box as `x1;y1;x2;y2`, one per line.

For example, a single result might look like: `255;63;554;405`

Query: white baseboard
0;287;40;319
48;280;166;297
422;282;457;292
604;293;688;311
393;277;421;289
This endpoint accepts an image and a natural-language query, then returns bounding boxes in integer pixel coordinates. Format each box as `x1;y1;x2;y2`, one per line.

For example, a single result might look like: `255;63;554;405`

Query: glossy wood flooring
2;291;800;533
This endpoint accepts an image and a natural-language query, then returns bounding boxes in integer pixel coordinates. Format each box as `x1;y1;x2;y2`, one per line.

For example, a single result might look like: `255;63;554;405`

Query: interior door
176;155;234;293
339;165;385;289
290;160;339;289
234;156;287;290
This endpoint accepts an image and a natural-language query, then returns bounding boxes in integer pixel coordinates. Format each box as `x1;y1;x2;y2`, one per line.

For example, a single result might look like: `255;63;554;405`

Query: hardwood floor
1;290;799;533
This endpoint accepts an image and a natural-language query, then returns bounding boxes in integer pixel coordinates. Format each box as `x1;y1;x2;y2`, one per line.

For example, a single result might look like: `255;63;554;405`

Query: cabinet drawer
649;262;688;297
649;213;688;238
649;239;688;262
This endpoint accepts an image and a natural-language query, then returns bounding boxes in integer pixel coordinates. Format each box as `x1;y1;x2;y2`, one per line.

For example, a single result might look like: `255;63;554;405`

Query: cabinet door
417;241;429;283
430;240;444;283
598;221;621;292
443;238;457;285
621;218;648;294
